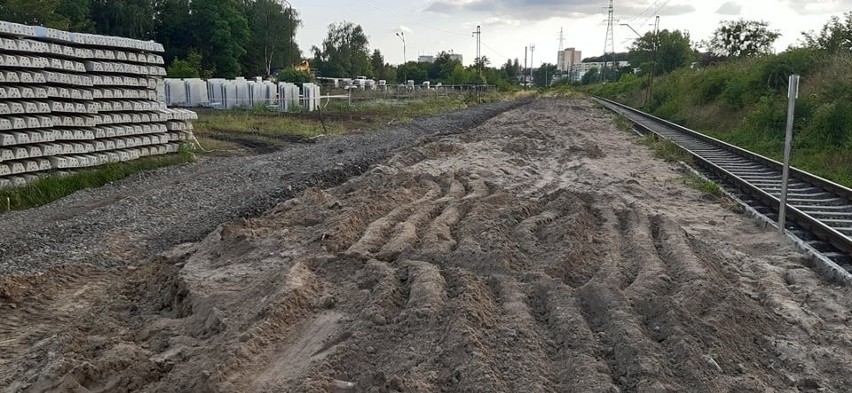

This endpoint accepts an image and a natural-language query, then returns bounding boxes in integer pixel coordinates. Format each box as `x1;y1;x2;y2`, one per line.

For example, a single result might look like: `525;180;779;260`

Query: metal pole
779;74;800;233
645;16;660;106
524;46;528;88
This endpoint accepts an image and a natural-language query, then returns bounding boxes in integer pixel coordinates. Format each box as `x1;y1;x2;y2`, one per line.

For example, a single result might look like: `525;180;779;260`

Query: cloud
462;17;521;29
424;0;612;20
715;1;741;15
617;1;695;19
424;0;695;21
781;0;852;14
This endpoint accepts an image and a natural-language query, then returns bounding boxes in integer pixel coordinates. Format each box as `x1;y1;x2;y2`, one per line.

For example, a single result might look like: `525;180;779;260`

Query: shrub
758;48;824;91
277;68;312;84
806;101;852;146
744;95;785;135
167;59;200;78
693;67;731;103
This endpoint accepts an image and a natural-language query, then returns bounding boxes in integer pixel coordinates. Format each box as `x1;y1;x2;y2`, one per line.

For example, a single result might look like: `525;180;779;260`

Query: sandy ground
1;98;850;393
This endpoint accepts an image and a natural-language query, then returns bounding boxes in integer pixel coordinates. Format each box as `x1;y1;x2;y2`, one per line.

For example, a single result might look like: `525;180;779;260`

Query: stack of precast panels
0;20;196;188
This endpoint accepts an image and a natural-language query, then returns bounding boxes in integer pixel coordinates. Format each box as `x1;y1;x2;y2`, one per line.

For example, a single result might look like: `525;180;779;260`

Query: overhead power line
356;0;468;36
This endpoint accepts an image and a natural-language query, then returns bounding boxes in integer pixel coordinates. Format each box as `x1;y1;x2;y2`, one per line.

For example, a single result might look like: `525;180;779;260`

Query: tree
707;19;780;58
0;0;76;30
190;0;250;78
533;63;558;86
156;0;192;65
90;0;157;39
628;29;695;76
428;52;462;82
581;67;600;85
583;52;628;62
802;12;852;53
57;0;94;32
244;0;301;76
502;58;520;79
371;49;386;80
396;62;427;84
312;22;373;77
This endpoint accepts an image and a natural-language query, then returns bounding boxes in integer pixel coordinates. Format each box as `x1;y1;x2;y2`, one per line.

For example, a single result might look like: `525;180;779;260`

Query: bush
166;52;205;79
277;68;312;84
806;101;852;146
693;67;731;103
167;59;200;78
744;95;785;135
758;48;824;91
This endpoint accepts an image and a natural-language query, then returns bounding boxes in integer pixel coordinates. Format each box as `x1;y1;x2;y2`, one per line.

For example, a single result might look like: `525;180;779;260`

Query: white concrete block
0;134;16;146
10;162;26;174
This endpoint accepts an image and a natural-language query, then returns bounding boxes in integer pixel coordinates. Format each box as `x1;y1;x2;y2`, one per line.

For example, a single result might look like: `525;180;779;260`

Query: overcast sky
291;0;849;67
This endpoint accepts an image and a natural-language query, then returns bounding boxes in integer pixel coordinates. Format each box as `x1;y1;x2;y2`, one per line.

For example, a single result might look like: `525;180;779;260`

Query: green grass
0;149;194;212
642;136;694;165
683;173;723;198
613;115;634;132
194;107;343;138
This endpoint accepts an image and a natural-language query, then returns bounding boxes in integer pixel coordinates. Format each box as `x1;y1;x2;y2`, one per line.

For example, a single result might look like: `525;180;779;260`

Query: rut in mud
1;99;850;393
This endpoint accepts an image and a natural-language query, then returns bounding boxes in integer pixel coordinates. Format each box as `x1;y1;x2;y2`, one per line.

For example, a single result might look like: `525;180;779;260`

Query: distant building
418;53;463;64
569;60;630;81
557;48;582;72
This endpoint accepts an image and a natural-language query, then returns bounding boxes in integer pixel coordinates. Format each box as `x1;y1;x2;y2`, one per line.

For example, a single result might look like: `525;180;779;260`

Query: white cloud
782;0;852;14
716;1;741;15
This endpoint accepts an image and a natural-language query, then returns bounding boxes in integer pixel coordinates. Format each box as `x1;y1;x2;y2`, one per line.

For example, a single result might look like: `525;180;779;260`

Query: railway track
593;97;852;281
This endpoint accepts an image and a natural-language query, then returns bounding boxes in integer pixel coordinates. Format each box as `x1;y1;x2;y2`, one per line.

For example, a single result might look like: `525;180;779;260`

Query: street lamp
395;32;406;64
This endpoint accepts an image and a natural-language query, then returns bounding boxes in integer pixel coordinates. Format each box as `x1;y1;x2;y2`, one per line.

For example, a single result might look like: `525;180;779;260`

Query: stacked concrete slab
166;77;319;112
278;82;299;112
301;83;320;112
0;20;195;188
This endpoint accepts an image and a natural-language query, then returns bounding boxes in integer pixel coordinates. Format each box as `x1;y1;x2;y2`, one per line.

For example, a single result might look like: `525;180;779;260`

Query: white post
779;74;799;233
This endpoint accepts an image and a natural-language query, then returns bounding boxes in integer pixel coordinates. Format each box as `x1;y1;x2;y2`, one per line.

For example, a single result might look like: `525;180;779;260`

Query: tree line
580;14;852;85
0;0;301;78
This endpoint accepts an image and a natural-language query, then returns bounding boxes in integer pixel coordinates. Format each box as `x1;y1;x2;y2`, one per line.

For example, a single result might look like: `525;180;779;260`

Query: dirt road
1;99;850;392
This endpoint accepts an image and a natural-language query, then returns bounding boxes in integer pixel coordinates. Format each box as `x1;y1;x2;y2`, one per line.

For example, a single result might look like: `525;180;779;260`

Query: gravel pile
0;100;530;275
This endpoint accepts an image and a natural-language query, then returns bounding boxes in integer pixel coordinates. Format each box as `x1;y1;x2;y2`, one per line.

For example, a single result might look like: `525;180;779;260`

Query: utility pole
472;25;481;61
524;46;528;87
601;0;615;83
645;16;660;105
472;25;482;79
558;28;565;78
530;44;536;86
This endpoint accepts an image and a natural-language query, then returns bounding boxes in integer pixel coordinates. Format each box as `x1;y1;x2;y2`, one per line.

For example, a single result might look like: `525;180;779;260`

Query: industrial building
556;48;582;72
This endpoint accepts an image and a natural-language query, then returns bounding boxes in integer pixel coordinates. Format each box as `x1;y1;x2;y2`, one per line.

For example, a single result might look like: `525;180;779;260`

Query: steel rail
593;97;852;264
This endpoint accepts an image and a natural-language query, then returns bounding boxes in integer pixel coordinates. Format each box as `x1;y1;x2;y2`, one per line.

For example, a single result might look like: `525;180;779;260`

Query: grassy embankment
588;49;852;188
1;91;522;211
